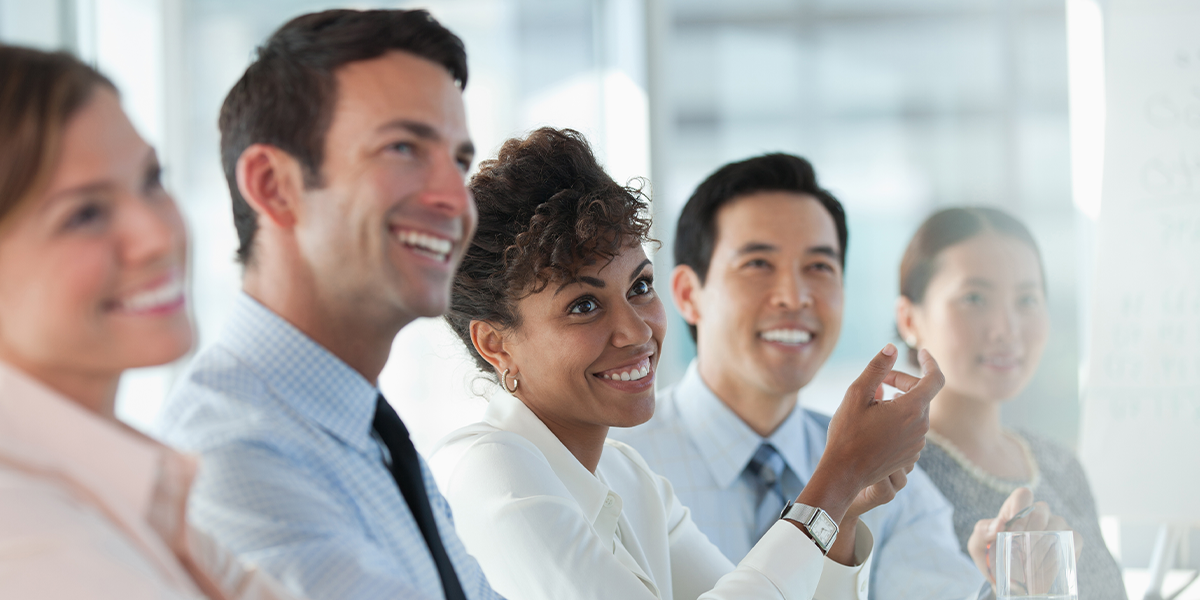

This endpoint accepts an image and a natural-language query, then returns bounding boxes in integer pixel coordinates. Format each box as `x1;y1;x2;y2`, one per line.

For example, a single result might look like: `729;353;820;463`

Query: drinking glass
994;530;1078;600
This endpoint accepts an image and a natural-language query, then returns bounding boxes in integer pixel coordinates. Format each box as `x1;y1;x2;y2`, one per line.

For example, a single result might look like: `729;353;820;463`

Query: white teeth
396;229;452;260
761;329;813;344
118;275;184;312
602;365;651;381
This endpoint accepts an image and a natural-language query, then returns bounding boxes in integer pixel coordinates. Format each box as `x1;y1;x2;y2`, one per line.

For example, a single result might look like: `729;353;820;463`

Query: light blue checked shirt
157;293;501;600
610;362;985;600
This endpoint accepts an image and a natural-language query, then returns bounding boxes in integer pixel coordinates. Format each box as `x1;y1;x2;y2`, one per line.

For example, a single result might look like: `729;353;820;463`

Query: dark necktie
372;395;468;600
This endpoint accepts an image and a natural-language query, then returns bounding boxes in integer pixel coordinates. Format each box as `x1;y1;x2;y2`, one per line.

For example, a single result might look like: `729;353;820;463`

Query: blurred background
0;0;1194;595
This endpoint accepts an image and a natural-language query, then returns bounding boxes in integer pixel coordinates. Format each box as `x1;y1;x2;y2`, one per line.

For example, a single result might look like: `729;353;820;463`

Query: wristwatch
780;501;838;555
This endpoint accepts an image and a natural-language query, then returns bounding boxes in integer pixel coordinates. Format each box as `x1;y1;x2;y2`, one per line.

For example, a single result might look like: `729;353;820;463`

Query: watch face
809;510;838;542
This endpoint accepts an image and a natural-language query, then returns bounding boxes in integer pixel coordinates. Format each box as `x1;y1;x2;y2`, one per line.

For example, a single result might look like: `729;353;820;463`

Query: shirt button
860;580;868;593
604;495;615;507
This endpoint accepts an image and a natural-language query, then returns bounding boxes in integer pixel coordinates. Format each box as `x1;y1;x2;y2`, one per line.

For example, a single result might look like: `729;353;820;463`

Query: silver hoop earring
501;368;519;393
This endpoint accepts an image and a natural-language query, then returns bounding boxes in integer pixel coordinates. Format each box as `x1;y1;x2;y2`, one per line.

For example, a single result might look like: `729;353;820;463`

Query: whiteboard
1078;0;1200;523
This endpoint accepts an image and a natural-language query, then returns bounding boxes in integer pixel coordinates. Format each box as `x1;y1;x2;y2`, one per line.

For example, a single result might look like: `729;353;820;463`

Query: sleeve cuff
815;519;874;600
739;521;826;599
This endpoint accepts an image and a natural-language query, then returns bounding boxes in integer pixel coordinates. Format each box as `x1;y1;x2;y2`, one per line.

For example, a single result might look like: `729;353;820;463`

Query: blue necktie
747;442;789;542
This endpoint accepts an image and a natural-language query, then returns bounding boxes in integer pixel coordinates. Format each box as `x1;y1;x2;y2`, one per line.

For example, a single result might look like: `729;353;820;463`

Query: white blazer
429;393;873;600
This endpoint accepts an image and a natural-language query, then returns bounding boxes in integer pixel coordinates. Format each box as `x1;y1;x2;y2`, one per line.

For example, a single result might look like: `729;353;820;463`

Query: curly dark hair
447;127;654;374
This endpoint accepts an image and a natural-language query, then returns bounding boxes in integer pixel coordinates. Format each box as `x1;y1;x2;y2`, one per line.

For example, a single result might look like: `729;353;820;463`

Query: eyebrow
807;245;842;261
43;148;159;207
735;241;842;262
554;259;654;295
48;182;112;202
963;278;994;289
735;242;777;255
629;258;653;281
377;119;475;158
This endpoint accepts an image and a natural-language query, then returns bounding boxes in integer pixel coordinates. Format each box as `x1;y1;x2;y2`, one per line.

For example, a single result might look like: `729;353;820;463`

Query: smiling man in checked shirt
156;9;503;600
611;154;988;599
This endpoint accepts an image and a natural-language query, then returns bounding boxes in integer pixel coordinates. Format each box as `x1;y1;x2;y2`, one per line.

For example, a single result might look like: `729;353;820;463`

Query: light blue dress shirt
610;362;984;600
157;293;501;600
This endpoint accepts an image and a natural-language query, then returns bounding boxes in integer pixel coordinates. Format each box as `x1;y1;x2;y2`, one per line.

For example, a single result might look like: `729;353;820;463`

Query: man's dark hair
674;153;848;342
219;9;468;265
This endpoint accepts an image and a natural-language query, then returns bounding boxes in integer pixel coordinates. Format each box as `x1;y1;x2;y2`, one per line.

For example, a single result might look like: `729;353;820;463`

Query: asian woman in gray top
895;207;1126;600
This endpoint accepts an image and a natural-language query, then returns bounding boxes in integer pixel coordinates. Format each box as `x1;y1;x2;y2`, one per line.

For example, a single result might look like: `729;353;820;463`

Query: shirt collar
218;292;381;456
671;360;814;488
0;360;164;523
482;393;616;533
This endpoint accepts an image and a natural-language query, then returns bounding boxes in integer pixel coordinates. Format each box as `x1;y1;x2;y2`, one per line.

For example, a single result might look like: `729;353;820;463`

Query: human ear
469;319;512;374
895;296;920;348
235;143;306;229
672;264;703;327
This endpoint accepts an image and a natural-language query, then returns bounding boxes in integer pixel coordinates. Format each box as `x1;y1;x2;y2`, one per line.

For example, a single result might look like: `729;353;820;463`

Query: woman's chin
607;395;656;429
114;329;195;369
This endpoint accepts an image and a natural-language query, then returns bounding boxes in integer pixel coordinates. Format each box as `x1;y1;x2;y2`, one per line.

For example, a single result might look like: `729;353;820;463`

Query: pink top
0;360;304;600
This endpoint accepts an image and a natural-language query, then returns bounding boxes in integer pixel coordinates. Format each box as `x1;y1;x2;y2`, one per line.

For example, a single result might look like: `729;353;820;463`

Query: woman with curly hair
429;127;947;600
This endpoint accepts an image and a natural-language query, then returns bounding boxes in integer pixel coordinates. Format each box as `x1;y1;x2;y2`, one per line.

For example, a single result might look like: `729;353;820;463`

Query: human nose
120;192;185;267
421;150;471;217
988;303;1020;343
772;267;813;310
611;300;654;349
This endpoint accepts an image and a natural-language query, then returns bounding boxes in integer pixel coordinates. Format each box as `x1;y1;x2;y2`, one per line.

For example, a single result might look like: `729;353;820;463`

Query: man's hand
847;466;911;520
967;487;1084;585
825;466;911;566
798;344;942;524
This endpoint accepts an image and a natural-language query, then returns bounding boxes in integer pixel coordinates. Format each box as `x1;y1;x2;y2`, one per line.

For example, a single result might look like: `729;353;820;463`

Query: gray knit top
918;430;1127;600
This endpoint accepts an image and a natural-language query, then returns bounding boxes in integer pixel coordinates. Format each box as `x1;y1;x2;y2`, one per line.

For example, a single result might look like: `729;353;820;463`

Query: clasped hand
967;487;1084;592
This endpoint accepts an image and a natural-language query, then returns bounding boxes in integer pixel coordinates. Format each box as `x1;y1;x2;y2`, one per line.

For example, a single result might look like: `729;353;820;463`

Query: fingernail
882;343;896;357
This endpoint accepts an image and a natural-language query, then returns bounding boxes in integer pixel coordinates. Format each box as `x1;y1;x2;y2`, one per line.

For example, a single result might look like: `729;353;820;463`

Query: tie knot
747;443;785;488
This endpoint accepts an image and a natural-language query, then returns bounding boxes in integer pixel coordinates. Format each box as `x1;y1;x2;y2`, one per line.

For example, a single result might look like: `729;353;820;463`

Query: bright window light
1067;0;1106;220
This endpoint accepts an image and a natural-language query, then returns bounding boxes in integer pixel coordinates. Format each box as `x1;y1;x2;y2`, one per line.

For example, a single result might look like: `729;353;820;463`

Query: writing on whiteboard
1158;213;1200;245
1142;152;1200;196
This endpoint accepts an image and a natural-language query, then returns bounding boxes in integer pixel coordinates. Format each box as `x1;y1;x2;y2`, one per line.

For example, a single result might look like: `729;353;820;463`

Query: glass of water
994;530;1078;600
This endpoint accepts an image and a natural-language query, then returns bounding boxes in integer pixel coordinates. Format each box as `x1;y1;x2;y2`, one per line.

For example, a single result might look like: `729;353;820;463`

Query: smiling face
904;232;1049;403
501;242;666;436
0;88;192;411
680;191;844;403
295;50;475;324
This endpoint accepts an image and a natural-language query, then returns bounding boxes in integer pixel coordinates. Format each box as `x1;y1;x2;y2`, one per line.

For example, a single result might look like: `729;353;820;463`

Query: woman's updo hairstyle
447;127;653;374
0;45;114;230
899;207;1045;362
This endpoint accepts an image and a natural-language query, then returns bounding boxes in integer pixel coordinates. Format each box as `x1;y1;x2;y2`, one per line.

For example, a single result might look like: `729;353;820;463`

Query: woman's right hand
798;344;942;523
968;487;1084;586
